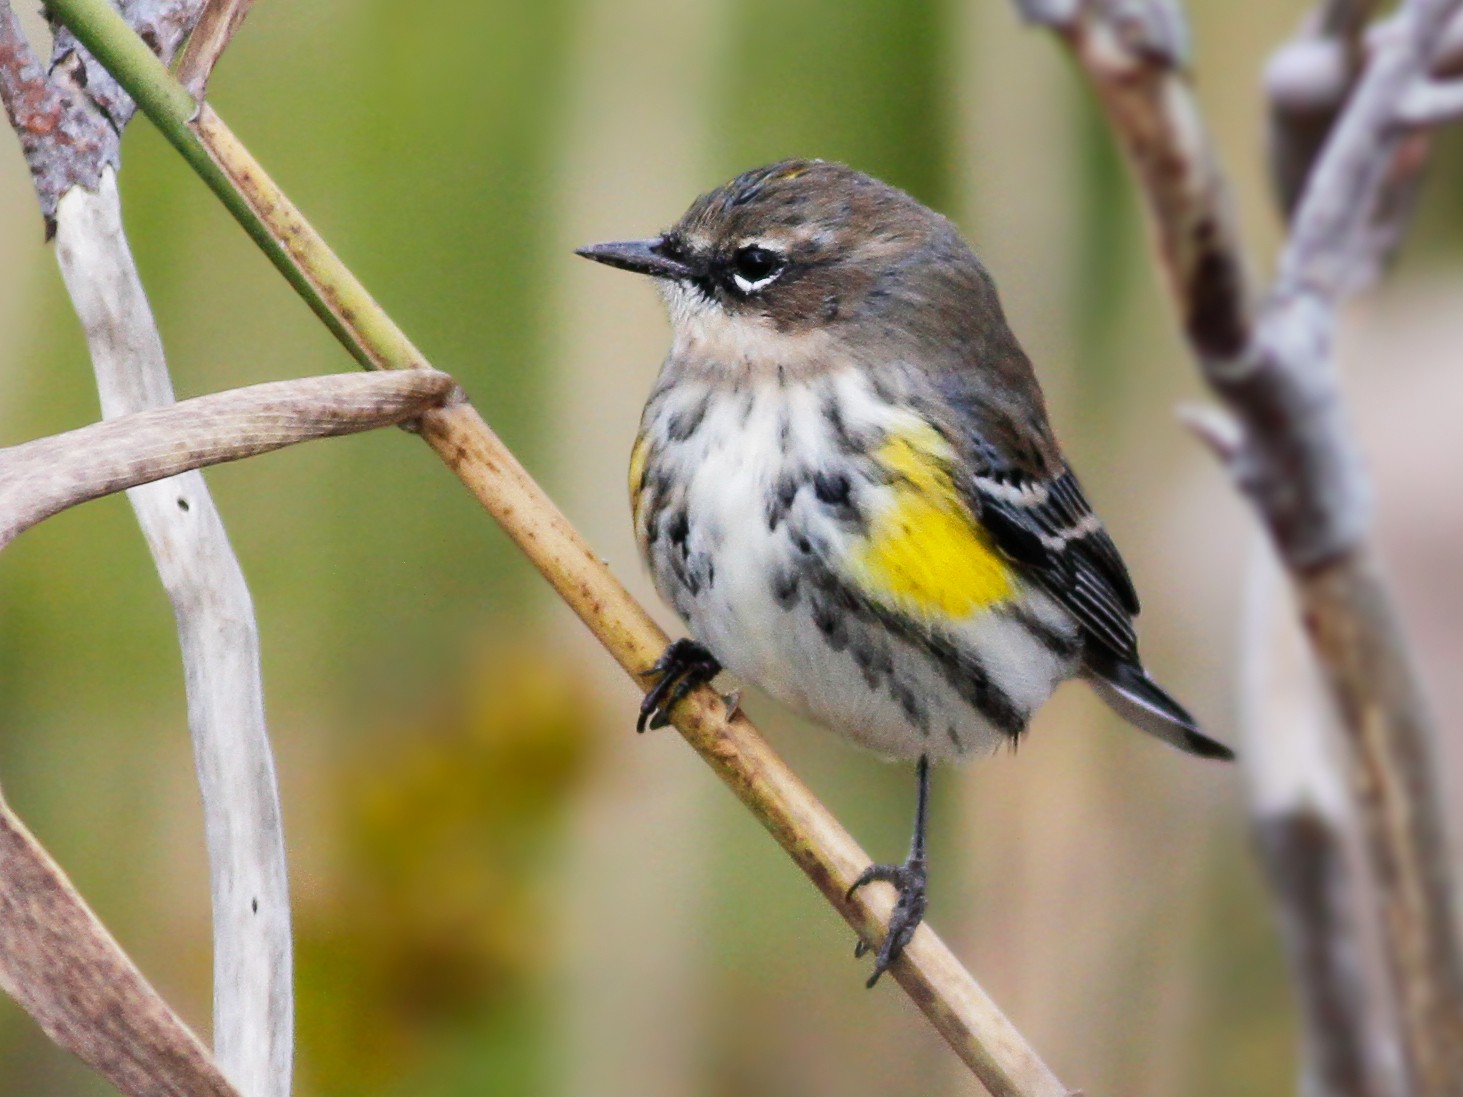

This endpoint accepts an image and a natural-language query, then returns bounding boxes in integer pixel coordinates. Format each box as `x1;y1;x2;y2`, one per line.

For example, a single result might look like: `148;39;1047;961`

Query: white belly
633;369;1079;761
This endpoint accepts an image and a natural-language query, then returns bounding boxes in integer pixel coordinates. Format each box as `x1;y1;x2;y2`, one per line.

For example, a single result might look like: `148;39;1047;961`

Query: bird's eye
729;245;785;294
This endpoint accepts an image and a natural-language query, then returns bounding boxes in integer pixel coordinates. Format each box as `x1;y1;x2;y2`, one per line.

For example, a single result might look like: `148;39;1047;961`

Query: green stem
43;0;406;371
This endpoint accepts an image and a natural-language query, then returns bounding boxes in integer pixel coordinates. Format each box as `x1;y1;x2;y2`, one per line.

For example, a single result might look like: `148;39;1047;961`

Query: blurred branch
1266;0;1378;220
0;370;456;549
2;2;295;1095
37;2;1074;1094
1266;5;1463;255
1241;546;1399;1097
1013;0;1463;1093
0;790;243;1097
175;0;257;98
1395;76;1463;123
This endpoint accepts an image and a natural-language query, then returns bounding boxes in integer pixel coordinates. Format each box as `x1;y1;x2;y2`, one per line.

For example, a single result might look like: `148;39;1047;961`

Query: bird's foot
846;854;928;988
638;638;721;732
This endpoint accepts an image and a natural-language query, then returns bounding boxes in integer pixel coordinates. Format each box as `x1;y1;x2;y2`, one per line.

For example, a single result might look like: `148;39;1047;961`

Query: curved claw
637;638;721;732
846;856;928;987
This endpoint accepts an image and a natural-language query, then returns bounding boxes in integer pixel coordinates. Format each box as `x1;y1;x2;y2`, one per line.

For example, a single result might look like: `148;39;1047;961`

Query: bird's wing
916;356;1141;662
966;461;1141;661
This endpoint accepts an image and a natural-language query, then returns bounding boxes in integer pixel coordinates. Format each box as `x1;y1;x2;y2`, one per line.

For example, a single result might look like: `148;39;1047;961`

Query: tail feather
1087;660;1234;761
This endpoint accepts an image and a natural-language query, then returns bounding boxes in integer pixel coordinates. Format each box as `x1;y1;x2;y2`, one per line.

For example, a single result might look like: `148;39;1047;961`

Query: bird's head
578;160;1002;370
585;160;1035;405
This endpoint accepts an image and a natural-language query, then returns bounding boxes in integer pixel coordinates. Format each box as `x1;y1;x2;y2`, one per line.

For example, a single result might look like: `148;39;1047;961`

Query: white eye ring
728;244;785;295
732;270;781;294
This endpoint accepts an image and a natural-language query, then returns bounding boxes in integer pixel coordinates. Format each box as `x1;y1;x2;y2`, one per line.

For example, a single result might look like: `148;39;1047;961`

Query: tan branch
190;82;1072;1097
0;369;456;549
0;791;243;1097
415;402;1069;1097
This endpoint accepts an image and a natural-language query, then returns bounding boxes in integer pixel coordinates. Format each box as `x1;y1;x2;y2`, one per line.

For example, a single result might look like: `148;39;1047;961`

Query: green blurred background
2;1;1462;1094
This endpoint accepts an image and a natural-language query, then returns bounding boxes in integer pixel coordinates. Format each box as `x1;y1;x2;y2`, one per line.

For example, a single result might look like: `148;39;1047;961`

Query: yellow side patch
628;434;651;508
853;425;1014;619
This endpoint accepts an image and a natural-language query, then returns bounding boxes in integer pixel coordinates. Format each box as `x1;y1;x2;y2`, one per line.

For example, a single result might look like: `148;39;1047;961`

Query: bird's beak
574;237;695;280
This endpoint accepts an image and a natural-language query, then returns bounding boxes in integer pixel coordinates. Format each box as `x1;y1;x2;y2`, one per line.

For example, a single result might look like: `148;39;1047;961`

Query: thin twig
0;790;244;1097
0;369;457;549
37;2;1072;1092
175;0;257;98
1012;0;1463;1091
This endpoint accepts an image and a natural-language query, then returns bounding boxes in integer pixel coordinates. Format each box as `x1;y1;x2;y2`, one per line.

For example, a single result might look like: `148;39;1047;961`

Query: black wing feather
970;466;1141;662
926;371;1142;663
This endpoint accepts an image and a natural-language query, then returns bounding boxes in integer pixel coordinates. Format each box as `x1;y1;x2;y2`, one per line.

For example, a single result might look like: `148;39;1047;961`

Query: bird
576;159;1233;987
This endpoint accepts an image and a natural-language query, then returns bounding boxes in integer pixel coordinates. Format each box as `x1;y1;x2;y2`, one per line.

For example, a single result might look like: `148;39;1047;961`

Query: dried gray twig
0;369;457;549
0;790;243;1097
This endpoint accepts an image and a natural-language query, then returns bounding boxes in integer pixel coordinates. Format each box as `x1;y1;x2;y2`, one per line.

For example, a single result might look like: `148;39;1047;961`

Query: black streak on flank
772;567;800;609
851;636;893;689
813;469;860;525
812;598;849;651
765;471;802;530
666;395;709;442
822;392;859;455
813;469;851;506
890;679;930;734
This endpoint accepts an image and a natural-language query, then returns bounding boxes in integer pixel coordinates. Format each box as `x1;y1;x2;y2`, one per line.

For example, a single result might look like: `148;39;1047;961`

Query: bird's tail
1086;658;1234;761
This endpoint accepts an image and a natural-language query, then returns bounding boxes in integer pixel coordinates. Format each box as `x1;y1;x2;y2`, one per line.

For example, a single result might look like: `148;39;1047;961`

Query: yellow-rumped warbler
578;159;1232;986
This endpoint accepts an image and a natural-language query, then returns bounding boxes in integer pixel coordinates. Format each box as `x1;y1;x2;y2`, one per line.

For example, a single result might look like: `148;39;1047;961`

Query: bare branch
52;165;293;1097
1267;0;1377;219
1012;0;1463;1091
45;0;202;141
175;0;257;98
1394;76;1463;124
1279;0;1463;297
0;792;243;1097
1242;547;1400;1097
0;369;457;549
1267;6;1463;271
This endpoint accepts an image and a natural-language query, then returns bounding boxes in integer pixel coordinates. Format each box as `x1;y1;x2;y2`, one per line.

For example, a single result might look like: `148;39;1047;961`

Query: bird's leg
847;754;931;987
638;638;721;732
